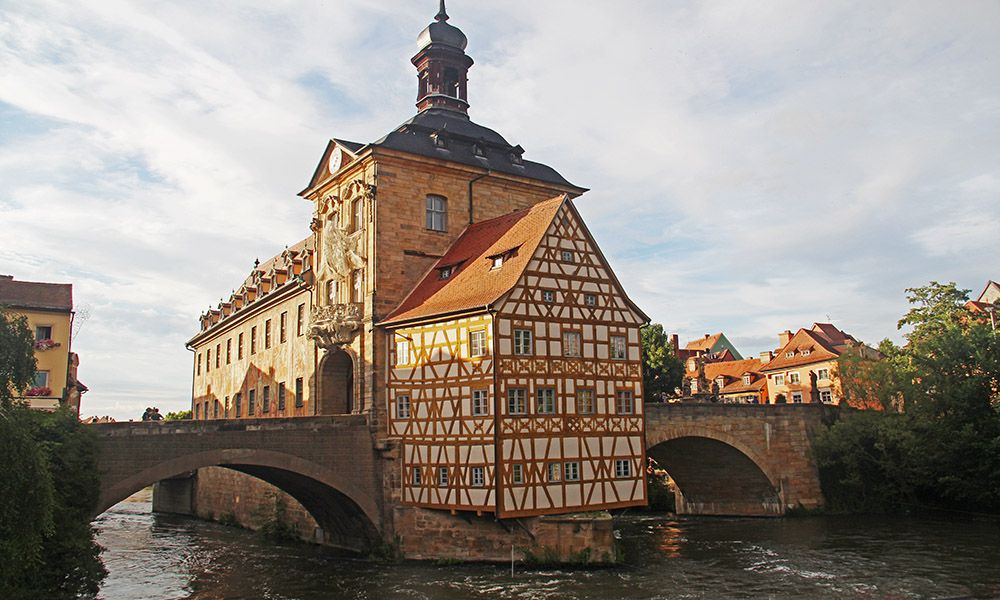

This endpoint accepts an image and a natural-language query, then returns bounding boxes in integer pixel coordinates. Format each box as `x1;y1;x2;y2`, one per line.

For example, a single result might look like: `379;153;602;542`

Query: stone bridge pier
91;416;383;551
644;403;836;516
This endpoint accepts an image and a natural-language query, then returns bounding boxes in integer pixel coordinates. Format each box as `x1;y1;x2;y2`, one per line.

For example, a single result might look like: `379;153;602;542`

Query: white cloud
1;0;998;418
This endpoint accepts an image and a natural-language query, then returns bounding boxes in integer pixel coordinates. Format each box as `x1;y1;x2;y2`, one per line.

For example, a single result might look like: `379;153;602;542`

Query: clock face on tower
328;149;343;174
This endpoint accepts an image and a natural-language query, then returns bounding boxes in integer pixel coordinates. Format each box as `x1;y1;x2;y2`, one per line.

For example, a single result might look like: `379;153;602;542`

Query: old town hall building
187;3;648;522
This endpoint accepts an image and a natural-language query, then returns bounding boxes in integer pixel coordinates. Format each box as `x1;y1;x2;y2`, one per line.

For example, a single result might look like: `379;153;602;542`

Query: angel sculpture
322;216;366;280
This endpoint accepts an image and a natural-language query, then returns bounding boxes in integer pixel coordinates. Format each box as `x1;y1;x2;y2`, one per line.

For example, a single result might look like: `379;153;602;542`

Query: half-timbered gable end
383;195;649;518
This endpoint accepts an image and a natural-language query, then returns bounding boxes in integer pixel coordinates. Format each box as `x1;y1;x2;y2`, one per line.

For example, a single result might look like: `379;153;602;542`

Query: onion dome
416;0;467;50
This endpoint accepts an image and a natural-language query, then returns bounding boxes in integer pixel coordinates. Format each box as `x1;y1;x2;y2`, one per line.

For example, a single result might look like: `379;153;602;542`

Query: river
95;492;1000;599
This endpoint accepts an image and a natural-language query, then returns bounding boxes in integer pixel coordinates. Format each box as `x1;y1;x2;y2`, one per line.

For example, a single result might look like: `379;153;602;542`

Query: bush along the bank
813;282;1000;514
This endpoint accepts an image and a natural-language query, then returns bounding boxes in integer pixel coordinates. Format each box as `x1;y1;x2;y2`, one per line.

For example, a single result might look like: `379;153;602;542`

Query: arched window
443;67;459;97
426;195;447;231
352;198;363;232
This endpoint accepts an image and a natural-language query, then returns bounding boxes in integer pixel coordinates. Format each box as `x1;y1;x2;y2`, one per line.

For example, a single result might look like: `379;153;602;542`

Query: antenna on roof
436;0;448;21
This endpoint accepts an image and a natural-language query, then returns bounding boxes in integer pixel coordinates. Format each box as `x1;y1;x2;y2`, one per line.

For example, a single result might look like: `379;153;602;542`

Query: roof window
786;351;795;358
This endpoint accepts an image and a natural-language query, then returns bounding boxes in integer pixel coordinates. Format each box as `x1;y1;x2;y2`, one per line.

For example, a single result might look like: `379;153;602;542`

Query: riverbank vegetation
0;308;106;598
641;324;685;402
813;283;1000;514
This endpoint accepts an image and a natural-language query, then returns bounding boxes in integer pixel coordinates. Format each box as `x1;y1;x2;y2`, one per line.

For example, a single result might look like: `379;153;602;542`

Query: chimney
759;351;773;362
670;334;679;353
778;330;792;348
704;333;710;340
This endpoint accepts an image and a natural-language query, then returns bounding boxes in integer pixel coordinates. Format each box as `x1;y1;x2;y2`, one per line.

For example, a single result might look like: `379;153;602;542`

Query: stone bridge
645;403;836;516
91;416;382;549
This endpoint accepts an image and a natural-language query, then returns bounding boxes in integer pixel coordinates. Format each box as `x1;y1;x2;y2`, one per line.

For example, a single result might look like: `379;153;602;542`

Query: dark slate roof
333;138;364;154
370;109;584;191
0;276;73;311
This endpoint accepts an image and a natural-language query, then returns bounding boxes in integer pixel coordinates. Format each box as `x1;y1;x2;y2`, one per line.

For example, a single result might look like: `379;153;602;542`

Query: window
396;339;410;365
611;335;627;360
791;391;803;403
34;371;49;388
213;400;219;418
563;331;582;357
537;388;556;414
584;294;597;307
396;394;411;419
743;374;752;386
234;392;242;417
615;459;632;478
816;368;829;380
250;326;257;354
215;343;220;368
438;466;448;487
819;389;833;403
352;198;363;232
248;389;256;415
507;388;527;415
425;195;447;232
223;397;228;418
262;385;271;413
295;378;304;407
564;462;580;481
576;389;595;414
786;351;795;358
197;353;202;375
560;250;574;263
226;339;232;364
412;467;422;485
195;404;200;420
789;372;801;384
546;462;563;483
35;325;52;341
265;319;272;349
206;349;211;372
511;464;524;485
438;265;454;279
278;383;286;411
491;255;504;270
280;311;287;343
513;329;532;355
801;349;811;356
469;330;487;358
616;390;634;414
774;374;785;386
351;270;363;303
472;389;489;416
238;333;244;359
471;466;485;487
715;376;725;389
297;303;305;336
542;290;555;303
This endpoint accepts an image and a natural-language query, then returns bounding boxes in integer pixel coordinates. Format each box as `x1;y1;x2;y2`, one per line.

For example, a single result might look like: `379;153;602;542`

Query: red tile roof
0;276;73;312
688;358;767;395
382;196;567;325
686;333;723;352
761;323;855;371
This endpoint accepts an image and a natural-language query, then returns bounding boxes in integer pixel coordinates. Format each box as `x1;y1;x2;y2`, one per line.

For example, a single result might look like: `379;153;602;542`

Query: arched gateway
91;417;382;550
644;403;833;516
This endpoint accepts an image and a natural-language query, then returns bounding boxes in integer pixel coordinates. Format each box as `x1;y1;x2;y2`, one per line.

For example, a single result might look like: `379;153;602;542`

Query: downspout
468;170;491;224
488;303;502;518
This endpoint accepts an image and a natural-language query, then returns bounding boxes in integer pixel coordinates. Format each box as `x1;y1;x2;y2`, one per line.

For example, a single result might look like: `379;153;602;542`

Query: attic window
431;130;448;149
743;374;752;386
473;141;486;158
491;256;504;269
488;247;519;270
801;349;811;356
509;144;524;165
439;265;455;280
715;376;725;387
561;250;574;263
786;351;795;358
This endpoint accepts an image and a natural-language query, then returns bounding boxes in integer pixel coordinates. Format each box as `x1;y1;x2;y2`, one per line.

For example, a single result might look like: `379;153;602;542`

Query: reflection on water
96;495;1000;600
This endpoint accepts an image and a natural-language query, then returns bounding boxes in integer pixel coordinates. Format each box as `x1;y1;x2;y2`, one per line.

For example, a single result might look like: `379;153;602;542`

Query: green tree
0;306;36;409
641;324;684;401
814;282;1000;513
165;409;192;421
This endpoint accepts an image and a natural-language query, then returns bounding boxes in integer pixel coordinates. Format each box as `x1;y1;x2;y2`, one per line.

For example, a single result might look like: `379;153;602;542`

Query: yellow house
0;275;85;413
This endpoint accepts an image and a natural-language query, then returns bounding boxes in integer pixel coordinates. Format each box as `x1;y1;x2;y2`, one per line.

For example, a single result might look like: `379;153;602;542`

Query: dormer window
743;374;752;386
491;256;504;269
509;144;524;165
715;376;725;388
439;265;454;279
786;351;795;358
431;130;448;149
473;141;486;158
801;349;811;356
489;247;518;270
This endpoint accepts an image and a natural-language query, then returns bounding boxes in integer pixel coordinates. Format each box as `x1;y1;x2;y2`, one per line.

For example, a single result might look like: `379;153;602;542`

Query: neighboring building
760;323;878;405
683;332;743;361
685;358;768;403
0;275;86;413
187;4;648;518
966;279;999;315
382;196;648;517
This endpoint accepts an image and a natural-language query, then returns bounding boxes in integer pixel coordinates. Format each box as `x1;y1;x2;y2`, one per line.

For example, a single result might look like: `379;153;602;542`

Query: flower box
26;386;53;397
34;338;60;351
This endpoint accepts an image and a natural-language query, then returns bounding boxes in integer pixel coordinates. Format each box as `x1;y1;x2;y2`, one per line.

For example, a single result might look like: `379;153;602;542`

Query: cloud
1;0;998;418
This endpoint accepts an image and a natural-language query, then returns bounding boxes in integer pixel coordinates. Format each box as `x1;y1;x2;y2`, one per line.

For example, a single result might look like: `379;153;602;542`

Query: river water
95;493;1000;599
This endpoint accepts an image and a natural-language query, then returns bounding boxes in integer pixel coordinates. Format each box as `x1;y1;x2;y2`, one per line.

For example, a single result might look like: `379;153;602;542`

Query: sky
1;0;998;420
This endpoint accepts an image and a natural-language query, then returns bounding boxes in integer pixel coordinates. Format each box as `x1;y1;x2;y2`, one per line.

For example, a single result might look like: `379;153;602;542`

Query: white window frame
610;335;627;360
396;394;411;418
513;328;532;356
507;388;527;415
438;466;448;487
471;466;485;487
616;390;634;415
511;464;524;485
564;461;580;481
774;374;785;386
537;388;556;414
563;331;582;357
34;370;50;388
547;462;561;482
584;293;597;307
576;388;595;414
472;389;489;416
789;372;801;384
412;466;422;485
743;374;752;386
542;290;555;303
560;250;574;263
469;330;487;358
426;195;447;232
791;391;803;403
615;459;632;478
817;368;830;380
819;389;833;403
395;339;411;366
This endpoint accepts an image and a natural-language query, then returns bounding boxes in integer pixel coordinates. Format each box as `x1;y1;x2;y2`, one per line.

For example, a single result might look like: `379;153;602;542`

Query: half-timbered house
383;196;649;518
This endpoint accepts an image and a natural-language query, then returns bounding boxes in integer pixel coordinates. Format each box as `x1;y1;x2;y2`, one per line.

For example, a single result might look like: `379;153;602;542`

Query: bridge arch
96;447;380;550
646;425;784;516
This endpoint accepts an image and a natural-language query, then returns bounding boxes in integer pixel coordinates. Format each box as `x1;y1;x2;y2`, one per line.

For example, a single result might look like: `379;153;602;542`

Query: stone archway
647;428;784;516
318;349;354;415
